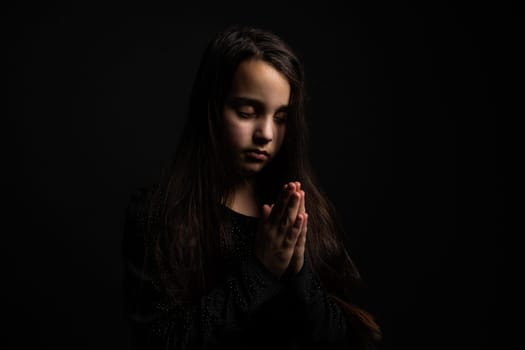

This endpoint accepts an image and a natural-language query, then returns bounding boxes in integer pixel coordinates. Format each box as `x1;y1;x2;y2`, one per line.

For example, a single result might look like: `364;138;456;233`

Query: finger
298;190;305;215
292;182;305;215
283;212;304;248
279;190;301;231
296;213;308;247
268;182;294;225
268;183;290;219
292;213;308;262
262;204;273;221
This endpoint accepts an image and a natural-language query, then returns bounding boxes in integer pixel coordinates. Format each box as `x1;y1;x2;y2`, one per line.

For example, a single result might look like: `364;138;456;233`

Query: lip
245;149;269;160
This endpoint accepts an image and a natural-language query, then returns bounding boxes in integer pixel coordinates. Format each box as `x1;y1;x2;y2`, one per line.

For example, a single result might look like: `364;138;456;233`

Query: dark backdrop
6;1;506;350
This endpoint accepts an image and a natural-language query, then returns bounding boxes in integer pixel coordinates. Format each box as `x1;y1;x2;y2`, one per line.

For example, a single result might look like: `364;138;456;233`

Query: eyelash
237;111;287;124
275;116;287;124
238;112;256;118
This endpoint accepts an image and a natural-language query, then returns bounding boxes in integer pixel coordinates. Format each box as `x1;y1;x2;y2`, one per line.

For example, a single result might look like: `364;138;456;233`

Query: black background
6;1;507;349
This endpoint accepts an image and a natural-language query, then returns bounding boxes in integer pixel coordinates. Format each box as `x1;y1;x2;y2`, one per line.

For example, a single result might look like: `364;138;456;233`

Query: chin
241;163;266;176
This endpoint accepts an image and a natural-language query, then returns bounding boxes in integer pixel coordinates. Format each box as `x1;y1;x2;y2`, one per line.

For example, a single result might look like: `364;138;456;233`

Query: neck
228;176;261;218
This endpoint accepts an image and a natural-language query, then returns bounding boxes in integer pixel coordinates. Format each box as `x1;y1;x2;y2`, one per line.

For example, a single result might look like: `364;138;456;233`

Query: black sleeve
285;257;375;350
122;188;284;349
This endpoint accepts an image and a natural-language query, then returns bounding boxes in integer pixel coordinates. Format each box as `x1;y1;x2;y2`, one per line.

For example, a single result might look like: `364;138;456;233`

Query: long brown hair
144;25;381;343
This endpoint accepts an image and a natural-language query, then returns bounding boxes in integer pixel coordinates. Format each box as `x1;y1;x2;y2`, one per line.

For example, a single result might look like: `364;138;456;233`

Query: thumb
262;204;273;220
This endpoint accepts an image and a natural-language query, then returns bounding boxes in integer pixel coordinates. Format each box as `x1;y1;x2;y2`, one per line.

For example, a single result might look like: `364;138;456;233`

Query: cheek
224;121;250;148
274;127;286;151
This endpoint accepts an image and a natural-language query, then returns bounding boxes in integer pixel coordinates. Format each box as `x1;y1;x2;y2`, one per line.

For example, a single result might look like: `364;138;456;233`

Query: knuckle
280;217;289;230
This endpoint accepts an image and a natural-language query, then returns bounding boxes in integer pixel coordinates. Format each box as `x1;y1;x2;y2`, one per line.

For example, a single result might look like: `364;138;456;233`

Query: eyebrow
226;96;290;113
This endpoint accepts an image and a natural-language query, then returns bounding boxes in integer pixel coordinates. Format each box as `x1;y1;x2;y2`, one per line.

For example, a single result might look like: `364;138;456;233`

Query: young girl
123;25;381;349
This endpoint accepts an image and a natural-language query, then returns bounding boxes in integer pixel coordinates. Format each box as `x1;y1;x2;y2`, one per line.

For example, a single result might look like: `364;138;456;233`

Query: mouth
245;149;269;161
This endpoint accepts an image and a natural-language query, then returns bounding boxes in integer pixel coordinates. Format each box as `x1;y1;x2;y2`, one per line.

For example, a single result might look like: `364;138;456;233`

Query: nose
253;116;273;144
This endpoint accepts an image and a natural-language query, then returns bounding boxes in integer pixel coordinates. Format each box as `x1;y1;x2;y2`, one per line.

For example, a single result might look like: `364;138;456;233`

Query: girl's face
222;59;290;177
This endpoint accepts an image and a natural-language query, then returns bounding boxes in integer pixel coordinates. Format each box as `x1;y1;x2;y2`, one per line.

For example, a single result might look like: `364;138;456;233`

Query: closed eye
274;112;288;124
237;111;257;118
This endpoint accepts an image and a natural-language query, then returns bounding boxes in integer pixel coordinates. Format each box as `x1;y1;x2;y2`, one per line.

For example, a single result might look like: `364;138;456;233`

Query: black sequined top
122;187;371;350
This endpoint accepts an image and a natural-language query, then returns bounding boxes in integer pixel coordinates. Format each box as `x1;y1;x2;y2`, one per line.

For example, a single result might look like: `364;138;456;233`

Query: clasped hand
255;182;308;279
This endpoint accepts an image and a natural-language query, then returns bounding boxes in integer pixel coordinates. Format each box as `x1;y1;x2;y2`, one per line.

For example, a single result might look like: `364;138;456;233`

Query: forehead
228;59;291;109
